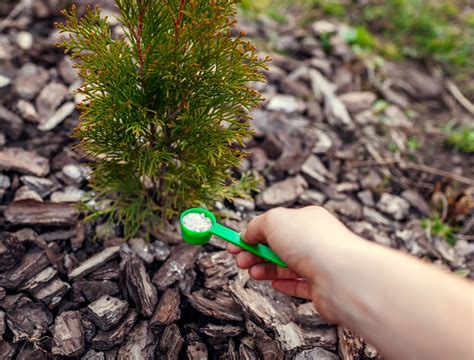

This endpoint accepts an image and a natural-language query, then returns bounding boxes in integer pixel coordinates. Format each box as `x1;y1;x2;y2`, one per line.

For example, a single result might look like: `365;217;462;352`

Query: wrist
308;234;378;324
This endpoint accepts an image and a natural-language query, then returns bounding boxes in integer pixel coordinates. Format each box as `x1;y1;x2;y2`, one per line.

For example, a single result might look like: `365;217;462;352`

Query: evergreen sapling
57;0;268;238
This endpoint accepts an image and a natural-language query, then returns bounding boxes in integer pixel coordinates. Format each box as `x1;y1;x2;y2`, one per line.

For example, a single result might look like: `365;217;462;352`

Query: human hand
227;206;365;322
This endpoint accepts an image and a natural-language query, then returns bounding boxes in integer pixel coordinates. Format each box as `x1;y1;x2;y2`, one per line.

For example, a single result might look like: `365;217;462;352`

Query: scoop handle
211;223;287;268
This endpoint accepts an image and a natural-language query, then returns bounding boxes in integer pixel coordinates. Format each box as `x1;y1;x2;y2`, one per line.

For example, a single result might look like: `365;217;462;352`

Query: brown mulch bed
0;1;472;359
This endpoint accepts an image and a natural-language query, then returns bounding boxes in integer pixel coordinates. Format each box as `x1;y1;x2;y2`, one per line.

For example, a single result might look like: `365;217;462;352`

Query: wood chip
31;276;70;309
92;310;137;351
73;280;120;303
187;289;243;321
87;260;121;281
199;324;243;338
86;295;128;331
197;251;239;289
158;323;184;360
0;232;24;271
117;320;156;359
152;244;200;290
295;302;327;328
0;147;49;176
0;248;49;289
6;296;52;342
123;253;157;317
229;280;281;327
0;310;5;338
51;311;85;357
68;246;120;280
185;330;208;360
150;288;180;327
0;341;17;359
337;325;363;360
5;200;77;226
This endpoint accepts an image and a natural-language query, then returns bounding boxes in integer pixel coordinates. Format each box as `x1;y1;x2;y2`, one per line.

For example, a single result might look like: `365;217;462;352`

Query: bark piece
0;105;23;140
129;238;154;263
51;311;85;357
150;240;171;261
229;280;281;327
158;323;184;360
339;91;376;114
117;320;156;359
302;327;338;350
35;81;68;118
152;244;200;290
13;63;49;99
5;200;77;226
86;295;128;331
0;310;5;337
123;253;157;317
16;345;47;360
376;193;410;220
0;232;24;271
296;302;327;328
39;102;75;131
187;289;243;321
73;280;120;303
81;316;97;344
82;349;106;360
245;320;284;360
337;325;363;360
222;339;238;359
0;341;17;359
199;324;243;338
150;288;180;327
0;148;49;176
92;310;137;351
68;246;120;280
185;331;208;360
294;347;339;360
272;322;304;351
19;267;57;292
256;176;307;209
6;296;52;342
31;276;70;309
324;198;363;220
87;261;121;281
197;251;239;289
0;248;49;289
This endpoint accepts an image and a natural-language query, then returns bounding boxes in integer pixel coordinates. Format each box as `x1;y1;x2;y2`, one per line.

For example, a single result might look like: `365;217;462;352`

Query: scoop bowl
180;208;216;245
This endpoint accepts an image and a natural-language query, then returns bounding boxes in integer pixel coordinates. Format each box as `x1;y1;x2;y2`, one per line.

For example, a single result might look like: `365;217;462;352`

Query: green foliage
421;216;458;245
57;0;267;238
312;1;474;80
445;126;474;153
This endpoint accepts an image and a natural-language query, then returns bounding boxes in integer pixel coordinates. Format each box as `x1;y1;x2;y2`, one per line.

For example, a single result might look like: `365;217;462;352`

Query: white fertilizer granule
182;213;213;232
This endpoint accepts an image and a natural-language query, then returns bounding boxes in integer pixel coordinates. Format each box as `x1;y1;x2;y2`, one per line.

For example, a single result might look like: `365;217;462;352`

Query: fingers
271;279;312;300
249;263;300;280
241;213;268;245
226;243;242;254
235;251;265;269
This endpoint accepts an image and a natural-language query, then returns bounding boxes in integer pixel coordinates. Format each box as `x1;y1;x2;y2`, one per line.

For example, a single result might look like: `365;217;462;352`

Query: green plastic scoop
180;208;287;268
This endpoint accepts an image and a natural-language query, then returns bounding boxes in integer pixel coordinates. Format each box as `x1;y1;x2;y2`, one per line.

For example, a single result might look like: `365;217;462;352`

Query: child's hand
227;206;363;322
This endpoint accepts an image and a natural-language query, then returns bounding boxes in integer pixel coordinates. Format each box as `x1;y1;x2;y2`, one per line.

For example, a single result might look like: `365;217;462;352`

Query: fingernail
240;228;246;240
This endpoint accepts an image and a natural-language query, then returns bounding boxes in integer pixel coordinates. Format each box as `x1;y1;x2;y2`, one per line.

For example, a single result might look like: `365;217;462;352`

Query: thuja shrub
57;0;267;238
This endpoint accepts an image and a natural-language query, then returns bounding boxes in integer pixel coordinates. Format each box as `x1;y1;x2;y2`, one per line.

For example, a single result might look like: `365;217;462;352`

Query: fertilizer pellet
182;213;213;232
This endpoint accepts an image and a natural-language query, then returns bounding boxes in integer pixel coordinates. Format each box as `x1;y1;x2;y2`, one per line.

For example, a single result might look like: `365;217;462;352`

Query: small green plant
446;126;474;153
421;216;458;245
57;0;268;238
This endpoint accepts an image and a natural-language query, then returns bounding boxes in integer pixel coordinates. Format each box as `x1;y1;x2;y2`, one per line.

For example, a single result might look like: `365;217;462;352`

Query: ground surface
0;1;473;359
